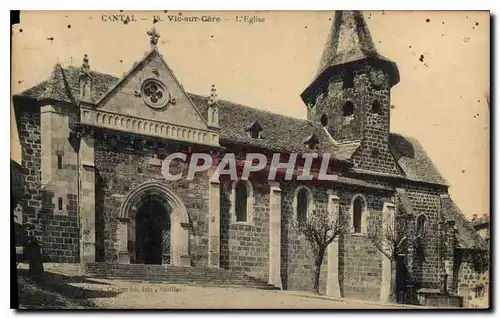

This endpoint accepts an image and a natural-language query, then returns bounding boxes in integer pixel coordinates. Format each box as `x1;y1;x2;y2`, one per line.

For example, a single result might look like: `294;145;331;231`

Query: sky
11;10;490;219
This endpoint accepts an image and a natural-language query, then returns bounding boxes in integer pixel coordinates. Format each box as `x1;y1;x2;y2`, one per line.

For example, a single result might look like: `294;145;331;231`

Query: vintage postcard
11;10;490;309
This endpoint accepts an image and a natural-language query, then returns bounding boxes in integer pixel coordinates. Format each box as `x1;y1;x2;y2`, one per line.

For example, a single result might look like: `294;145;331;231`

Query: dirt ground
15;264;416;309
72;278;407;309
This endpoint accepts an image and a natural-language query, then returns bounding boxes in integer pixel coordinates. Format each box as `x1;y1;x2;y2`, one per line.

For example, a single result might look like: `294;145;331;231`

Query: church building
13;11;488;304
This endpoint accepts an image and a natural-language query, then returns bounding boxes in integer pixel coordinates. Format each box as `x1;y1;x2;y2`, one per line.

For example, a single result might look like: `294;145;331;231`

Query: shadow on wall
16;268;120;309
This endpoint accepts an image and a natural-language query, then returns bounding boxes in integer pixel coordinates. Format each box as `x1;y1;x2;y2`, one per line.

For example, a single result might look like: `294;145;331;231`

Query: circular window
141;79;170;109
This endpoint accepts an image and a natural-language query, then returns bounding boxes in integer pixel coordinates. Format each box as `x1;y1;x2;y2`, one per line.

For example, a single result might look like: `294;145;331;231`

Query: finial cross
147;27;160;48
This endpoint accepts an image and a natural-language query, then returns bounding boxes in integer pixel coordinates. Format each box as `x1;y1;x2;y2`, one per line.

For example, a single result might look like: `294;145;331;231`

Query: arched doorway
135;198;171;265
118;181;191;267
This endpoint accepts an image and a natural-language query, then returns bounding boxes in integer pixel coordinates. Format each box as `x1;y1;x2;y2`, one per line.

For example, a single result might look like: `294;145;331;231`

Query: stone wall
280;180;330;293
307;63;400;175
16;105;42;238
94;131;210;265
405;182;443;289
219;176;270;281
339;190;386;301
280;180;390;299
16;101;80;262
456;250;489;308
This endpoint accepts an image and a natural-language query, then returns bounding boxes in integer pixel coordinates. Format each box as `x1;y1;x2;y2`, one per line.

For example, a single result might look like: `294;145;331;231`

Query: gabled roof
15;63;446;184
17;66;118;103
94;48;211;128
389;133;448;186
15;66;356;160
440;194;487;250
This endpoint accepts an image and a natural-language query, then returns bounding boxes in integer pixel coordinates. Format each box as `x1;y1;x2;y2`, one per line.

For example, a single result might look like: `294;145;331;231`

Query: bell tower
301;11;401;174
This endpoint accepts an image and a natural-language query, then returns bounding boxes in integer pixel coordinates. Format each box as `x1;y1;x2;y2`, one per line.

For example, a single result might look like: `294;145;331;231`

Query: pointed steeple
301;11;399;103
41;63;73;102
316;11;378;77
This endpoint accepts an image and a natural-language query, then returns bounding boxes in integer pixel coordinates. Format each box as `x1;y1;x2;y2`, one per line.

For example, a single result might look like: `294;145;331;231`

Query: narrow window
297;189;309;226
475;285;485;298
416;214;427;237
235;182;248;222
250;130;260;139
320;114;328;126
58;197;63;210
343;101;355;116
353;197;364;233
343;70;354;89
371;100;382;115
57;154;63;169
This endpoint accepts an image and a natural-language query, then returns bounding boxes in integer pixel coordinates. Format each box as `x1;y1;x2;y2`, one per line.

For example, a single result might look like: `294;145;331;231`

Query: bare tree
367;213;416;303
296;209;348;293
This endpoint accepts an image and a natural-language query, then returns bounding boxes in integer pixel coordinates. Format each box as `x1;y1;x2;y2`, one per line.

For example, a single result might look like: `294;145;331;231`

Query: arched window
416;214;427;237
351;195;367;234
297;188;309;225
232;180;253;224
235;182;248;222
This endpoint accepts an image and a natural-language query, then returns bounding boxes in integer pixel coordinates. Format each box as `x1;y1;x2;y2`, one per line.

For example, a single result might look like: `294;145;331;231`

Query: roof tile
440;194;487;250
390;133;447;186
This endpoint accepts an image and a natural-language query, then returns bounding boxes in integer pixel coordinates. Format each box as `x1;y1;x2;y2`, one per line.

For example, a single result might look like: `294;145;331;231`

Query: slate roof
440;194;488;250
316;11;388;77
15;65;446;185
17;65;119;103
188;93;358;159
471;215;489;228
389;133;448;186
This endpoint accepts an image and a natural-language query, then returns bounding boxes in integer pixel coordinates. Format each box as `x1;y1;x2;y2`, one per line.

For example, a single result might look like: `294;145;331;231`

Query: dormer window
303;133;320;150
245;120;263;139
343;70;354;89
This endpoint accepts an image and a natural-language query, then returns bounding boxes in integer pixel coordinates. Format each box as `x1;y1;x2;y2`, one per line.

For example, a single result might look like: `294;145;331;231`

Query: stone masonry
13;11;488;305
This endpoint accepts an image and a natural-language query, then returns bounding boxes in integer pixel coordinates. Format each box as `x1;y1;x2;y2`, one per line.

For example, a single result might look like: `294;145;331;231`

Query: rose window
141;79;169;109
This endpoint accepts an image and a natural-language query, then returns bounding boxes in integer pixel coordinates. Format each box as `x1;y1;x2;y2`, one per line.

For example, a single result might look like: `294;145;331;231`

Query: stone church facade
13;11;488;303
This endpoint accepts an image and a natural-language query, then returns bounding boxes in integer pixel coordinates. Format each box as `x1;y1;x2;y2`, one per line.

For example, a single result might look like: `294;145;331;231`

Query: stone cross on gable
147;27;160;48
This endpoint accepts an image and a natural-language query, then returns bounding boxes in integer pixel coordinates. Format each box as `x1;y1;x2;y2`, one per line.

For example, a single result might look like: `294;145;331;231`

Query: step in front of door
82;263;279;290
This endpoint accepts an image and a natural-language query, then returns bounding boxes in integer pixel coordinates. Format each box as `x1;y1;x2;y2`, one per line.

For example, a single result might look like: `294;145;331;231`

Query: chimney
472;214;477;221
